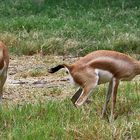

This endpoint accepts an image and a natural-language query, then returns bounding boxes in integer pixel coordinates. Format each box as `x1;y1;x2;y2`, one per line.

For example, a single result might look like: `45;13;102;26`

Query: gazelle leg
110;78;119;122
75;76;99;106
75;86;95;106
0;72;7;102
71;88;83;106
0;86;3;102
101;79;113;117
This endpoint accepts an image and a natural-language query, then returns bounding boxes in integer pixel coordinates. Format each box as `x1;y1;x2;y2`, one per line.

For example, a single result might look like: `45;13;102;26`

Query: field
0;0;140;139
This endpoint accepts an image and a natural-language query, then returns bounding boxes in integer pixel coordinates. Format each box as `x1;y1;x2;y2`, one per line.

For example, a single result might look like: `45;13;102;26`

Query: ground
4;54;78;105
1;54;140;139
3;54;140;106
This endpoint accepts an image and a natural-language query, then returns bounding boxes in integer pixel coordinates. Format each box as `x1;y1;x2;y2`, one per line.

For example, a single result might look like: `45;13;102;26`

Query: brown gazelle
0;41;9;101
48;50;140;121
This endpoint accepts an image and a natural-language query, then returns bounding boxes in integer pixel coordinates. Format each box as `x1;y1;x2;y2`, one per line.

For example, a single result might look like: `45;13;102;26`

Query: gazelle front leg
71;88;83;106
75;76;99;106
0;72;7;102
0;87;3;102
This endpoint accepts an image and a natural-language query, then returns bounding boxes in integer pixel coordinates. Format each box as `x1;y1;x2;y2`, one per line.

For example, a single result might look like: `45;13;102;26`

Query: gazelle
48;50;140;120
0;41;9;101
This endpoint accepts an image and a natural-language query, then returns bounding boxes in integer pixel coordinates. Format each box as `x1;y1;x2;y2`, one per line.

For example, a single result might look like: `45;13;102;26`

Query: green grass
0;0;140;56
0;0;140;139
0;82;140;139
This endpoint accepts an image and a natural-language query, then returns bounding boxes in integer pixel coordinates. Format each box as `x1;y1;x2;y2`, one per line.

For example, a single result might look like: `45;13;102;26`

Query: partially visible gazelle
48;50;140;120
0;41;9;101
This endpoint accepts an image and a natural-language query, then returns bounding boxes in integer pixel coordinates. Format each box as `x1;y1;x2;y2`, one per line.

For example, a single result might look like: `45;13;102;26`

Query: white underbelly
95;69;113;84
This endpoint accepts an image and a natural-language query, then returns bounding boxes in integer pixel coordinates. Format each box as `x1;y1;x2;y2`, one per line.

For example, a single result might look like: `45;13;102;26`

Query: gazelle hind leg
75;75;99;106
110;78;119;122
101;79;113;118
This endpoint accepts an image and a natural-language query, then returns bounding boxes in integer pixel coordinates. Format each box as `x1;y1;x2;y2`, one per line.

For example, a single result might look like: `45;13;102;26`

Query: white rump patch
95;69;113;84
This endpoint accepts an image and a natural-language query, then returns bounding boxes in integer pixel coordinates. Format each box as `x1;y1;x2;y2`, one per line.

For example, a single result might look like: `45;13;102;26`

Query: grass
0;0;140;139
0;0;140;56
17;68;47;78
0;81;140;139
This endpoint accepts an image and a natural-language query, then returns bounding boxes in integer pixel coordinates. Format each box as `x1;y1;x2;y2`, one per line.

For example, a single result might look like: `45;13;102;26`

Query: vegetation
0;0;140;139
0;0;140;56
0;82;140;139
